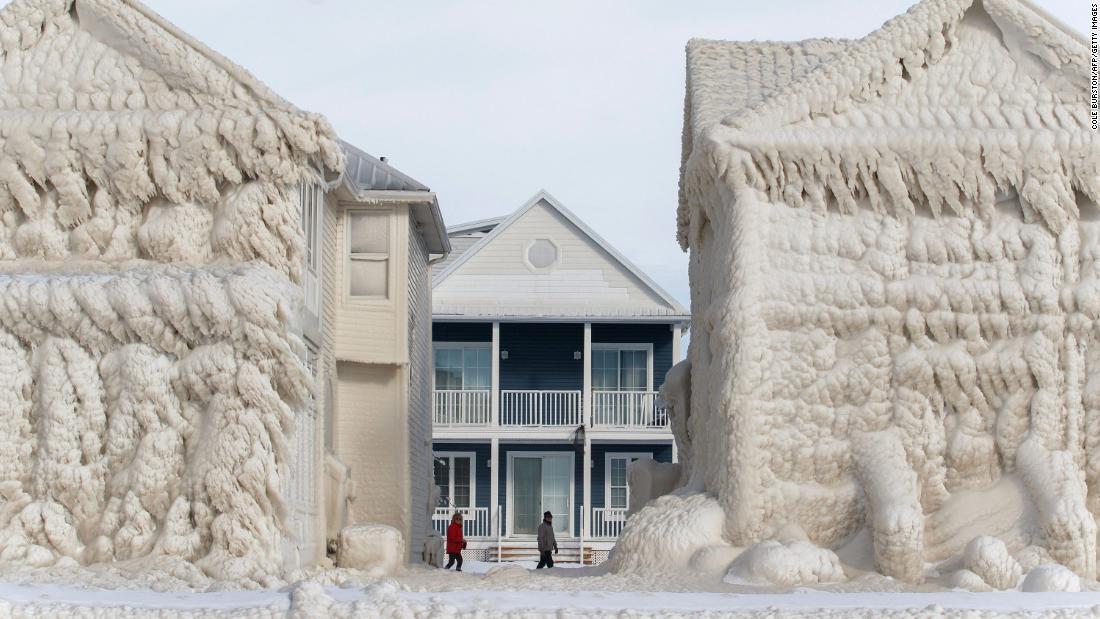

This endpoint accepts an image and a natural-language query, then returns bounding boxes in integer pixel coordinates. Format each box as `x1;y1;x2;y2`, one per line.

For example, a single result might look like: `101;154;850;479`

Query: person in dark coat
536;511;558;569
445;512;466;571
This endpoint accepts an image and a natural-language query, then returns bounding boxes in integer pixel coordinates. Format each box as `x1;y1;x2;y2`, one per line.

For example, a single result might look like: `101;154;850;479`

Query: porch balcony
432;388;668;429
589;507;628;539
431;506;492;538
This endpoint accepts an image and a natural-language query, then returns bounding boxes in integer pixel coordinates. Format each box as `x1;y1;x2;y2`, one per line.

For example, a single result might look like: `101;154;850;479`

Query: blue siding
433;322;492;342
500;323;583;391
432;442;492;508
590;443;673;509
498;443;584;537
592;323;676;390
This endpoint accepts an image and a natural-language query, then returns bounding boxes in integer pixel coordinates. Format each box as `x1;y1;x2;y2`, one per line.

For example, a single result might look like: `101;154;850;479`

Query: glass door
510;455;571;536
512;457;542;535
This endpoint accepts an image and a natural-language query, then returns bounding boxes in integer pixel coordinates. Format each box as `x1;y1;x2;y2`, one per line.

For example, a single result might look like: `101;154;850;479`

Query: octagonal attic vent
525;238;559;270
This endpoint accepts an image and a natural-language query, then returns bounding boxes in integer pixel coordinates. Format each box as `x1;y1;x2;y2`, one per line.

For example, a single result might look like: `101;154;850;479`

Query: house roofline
432;189;689;317
432;314;692;328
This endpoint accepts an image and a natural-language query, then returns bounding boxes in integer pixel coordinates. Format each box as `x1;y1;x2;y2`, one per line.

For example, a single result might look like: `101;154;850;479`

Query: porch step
493;544;594;564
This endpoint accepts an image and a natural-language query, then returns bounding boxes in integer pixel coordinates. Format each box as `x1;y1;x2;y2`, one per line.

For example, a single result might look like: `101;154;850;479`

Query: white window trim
432;342;492;391
505;451;575;539
433;451;477;510
591;343;654;392
345;206;394;303
604;452;652;516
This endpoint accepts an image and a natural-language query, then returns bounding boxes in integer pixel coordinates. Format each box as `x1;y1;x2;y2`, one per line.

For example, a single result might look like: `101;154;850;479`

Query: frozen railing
591;391;668;428
431;507;492;538
433;390;491;426
590;507;627;538
500;390;582;426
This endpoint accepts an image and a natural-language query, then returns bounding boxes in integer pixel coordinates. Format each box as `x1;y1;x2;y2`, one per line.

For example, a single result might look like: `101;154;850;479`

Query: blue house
429;191;689;563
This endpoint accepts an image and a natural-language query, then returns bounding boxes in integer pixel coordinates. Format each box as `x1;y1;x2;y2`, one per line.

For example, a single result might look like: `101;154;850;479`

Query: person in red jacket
444;512;466;571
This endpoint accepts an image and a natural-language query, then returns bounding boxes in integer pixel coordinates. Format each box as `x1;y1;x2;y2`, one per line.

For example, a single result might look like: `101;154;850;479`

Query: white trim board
432;190;689;317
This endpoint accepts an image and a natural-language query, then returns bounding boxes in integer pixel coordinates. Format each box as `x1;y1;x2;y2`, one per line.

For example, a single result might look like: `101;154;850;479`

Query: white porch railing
591;391;668;428
499;390;582;426
432;507;492;538
590;507;627;539
433;390;491;426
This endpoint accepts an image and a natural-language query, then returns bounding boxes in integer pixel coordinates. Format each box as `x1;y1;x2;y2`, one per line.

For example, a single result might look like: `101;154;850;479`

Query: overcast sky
145;0;1080;309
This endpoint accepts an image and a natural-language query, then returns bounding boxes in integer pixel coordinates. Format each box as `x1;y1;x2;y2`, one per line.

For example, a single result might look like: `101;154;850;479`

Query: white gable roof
433;190;689;322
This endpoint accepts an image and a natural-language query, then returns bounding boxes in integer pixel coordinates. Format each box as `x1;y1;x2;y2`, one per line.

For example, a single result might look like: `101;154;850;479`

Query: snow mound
962;536;1021;590
606;493;724;574
1021;564;1081;593
949;568;993;592
336;525;404;577
724;540;846;587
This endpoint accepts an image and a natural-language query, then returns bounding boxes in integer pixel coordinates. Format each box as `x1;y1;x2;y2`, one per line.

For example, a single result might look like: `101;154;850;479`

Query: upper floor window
592;344;652;392
298;184;323;314
434;343;490;391
347;209;390;299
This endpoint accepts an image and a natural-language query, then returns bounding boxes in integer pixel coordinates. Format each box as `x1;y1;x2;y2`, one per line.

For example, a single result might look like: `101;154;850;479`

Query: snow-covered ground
0;561;1099;618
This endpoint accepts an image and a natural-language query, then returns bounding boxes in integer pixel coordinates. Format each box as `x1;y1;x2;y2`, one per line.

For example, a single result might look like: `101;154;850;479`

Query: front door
511;455;571;536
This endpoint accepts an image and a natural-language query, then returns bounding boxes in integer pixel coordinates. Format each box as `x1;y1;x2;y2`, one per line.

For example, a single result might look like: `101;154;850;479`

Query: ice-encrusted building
664;0;1099;584
0;0;448;582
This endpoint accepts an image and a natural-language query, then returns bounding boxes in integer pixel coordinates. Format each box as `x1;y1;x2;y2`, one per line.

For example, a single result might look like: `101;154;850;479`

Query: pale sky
145;0;1080;310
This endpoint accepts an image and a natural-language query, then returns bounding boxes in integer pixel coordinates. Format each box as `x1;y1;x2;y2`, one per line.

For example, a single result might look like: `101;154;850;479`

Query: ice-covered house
653;0;1099;585
0;0;344;580
321;142;449;562
430;191;689;563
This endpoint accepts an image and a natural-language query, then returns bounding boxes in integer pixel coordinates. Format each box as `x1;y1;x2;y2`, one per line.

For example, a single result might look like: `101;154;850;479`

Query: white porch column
672;440;678;464
491;322;500;427
583;322;592;428
582;435;591;538
490;437;499;537
672;323;683;364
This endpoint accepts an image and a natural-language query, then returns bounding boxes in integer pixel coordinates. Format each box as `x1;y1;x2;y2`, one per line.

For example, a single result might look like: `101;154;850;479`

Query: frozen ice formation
1020;564;1081;593
963;536;1021;590
0;0;341;582
617;0;1100;585
724;540;846;587
336;524;404;577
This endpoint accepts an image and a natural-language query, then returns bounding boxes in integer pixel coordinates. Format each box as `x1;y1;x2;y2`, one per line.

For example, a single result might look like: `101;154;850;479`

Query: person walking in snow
536;511;558;569
445;512;466;571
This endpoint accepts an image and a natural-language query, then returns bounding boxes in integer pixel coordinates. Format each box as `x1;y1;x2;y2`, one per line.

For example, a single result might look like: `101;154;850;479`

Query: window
347;209;390;298
298;183;323;314
434;453;475;508
606;453;651;510
525;238;559;270
592;345;651;392
434;344;491;390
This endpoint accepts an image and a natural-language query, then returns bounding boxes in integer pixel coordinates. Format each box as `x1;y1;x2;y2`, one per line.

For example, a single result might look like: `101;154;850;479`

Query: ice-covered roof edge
337;142;449;254
85;0;345;179
677;0;1092;249
432;189;689;319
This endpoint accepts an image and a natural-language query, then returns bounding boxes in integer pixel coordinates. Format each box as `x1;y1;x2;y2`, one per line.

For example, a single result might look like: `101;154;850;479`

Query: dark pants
445;552;463;571
536;550;554;569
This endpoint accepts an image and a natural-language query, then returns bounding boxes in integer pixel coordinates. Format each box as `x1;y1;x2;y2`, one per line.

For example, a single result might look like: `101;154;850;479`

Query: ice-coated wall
613;0;1100;586
0;0;342;581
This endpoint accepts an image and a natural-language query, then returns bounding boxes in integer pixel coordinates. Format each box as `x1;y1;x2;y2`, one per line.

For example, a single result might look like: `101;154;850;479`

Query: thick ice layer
0;264;309;581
